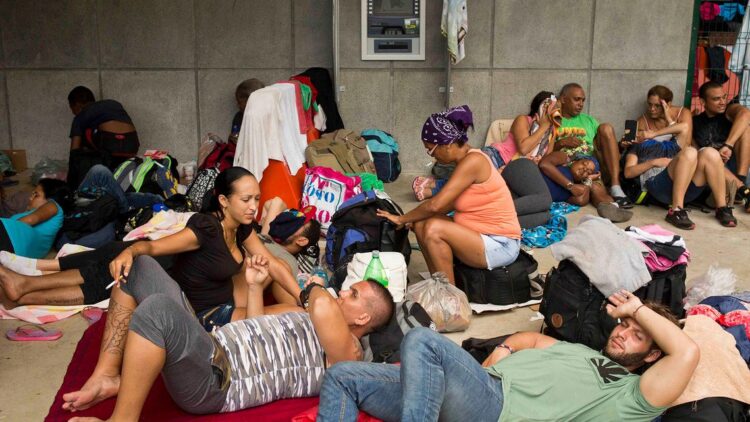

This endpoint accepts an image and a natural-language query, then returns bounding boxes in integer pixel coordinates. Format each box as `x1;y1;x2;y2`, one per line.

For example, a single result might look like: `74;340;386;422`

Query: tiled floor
2;173;749;421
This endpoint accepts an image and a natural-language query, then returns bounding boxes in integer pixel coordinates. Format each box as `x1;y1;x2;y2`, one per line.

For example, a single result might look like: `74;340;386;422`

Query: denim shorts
645;170;705;206
195;301;235;332
481;235;521;270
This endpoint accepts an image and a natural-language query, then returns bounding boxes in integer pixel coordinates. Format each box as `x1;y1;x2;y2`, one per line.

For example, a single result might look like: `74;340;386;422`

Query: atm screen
372;0;414;16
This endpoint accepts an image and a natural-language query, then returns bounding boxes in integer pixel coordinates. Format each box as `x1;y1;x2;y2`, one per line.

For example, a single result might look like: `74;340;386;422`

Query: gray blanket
550;215;650;297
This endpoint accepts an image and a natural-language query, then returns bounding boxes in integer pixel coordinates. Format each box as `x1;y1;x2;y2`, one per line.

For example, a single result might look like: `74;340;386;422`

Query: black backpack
633;264;687;319
185;168;219;212
362;300;435;363
539;259;617;351
461;334;512;363
61;193;119;241
455;250;538;305
325;190;411;289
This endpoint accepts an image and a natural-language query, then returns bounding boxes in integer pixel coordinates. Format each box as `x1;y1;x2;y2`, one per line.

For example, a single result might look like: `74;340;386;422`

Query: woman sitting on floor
378;105;521;284
0;178;68;258
0;167;305;330
412;93;557;228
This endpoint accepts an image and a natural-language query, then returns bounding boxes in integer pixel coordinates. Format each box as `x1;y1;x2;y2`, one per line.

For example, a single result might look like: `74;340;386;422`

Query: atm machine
361;0;425;60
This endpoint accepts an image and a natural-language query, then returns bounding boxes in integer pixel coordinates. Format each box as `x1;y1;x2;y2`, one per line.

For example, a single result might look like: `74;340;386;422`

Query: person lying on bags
317;290;699;422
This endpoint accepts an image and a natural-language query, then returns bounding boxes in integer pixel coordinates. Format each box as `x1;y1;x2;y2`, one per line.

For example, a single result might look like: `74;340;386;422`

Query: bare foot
62;373;120;412
0;265;26;301
0;286;18;309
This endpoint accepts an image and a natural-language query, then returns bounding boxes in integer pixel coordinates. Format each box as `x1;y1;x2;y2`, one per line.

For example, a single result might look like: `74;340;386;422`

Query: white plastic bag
342;252;407;302
405;272;471;332
684;264;738;310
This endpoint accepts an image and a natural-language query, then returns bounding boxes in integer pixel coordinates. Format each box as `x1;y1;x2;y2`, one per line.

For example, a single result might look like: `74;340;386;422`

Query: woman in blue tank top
0;178;68;258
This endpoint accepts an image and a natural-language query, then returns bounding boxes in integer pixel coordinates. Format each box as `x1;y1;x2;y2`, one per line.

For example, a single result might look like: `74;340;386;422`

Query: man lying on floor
63;255;393;420
318;291;699;422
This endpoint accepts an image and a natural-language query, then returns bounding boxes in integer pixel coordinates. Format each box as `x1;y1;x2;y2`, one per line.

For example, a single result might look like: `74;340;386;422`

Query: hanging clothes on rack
729;4;750;106
233;83;307;181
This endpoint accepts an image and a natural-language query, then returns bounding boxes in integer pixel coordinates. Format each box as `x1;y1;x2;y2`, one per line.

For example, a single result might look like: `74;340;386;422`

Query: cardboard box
2;150;27;172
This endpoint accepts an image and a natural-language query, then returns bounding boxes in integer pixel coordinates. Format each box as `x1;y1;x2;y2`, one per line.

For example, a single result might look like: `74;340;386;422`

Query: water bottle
364;250;388;287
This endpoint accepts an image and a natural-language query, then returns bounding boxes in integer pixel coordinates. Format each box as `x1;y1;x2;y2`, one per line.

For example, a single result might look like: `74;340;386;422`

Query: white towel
441;0;468;65
729;9;750;106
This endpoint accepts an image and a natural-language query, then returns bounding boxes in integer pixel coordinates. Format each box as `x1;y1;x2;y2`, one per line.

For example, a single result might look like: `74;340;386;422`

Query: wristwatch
299;283;324;309
565;181;575;191
496;343;514;354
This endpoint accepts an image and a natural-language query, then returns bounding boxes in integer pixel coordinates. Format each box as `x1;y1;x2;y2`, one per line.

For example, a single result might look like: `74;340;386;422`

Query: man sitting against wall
693;80;750;212
66;86;140;188
555;82;634;208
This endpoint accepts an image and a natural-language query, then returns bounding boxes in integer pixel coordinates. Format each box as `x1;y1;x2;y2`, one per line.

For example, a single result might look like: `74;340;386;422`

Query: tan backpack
305;129;376;174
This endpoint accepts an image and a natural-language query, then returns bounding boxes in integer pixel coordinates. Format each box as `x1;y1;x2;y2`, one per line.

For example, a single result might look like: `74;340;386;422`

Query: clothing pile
234;68;344;182
688;295;750;363
624;224;690;272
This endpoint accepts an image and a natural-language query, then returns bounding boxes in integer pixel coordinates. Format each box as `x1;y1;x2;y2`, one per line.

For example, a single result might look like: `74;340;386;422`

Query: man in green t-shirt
317;290;699;421
556;83;633;208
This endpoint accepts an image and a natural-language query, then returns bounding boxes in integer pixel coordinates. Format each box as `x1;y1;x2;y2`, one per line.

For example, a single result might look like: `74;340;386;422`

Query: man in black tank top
693;81;750;212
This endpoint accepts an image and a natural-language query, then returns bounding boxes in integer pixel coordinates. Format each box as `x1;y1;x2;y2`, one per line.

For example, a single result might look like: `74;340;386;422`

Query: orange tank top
453;150;521;239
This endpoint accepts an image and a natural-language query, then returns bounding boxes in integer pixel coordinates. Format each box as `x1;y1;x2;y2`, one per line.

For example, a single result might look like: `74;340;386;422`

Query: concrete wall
0;0;332;166
0;0;692;173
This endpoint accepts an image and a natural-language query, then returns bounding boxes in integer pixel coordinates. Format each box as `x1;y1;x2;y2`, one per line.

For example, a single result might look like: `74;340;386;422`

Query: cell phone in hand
623;120;638;143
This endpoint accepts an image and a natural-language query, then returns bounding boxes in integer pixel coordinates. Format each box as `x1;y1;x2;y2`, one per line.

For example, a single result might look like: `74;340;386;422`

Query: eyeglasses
425;144;439;156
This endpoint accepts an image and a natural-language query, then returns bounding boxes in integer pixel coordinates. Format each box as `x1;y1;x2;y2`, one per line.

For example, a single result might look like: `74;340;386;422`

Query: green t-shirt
558;113;600;152
486;342;665;422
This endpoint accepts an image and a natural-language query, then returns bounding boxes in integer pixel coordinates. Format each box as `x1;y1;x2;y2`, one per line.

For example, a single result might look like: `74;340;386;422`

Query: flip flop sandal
412;176;432;201
6;324;62;341
81;307;104;325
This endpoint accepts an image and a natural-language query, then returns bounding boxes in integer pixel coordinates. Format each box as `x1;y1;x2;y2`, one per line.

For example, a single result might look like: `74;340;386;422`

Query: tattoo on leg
102;298;133;357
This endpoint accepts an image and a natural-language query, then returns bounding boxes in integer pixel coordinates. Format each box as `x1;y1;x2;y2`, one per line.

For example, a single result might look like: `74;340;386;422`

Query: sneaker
614;196;634;209
597;202;633;223
665;208;695;230
716;206;737;227
735;185;750;205
529;271;546;299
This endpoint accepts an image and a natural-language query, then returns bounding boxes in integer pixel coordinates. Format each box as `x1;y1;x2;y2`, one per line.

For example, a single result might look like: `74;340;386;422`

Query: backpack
113;155;180;198
361;300;435;363
539;259;617;351
61;193;119;241
455;250;538;305
633;264;687;319
200;141;236;172
185;168;219;212
361;129;401;182
305;129;376;174
325;190;411;289
461;334;512;363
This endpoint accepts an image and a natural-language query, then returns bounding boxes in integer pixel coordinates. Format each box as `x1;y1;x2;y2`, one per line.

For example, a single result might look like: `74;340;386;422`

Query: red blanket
45;315;319;421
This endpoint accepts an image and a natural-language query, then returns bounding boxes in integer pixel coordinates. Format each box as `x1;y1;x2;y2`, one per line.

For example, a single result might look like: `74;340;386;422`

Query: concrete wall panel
588;70;687;138
0;73;10;149
393;70;444;173
0;0;98;68
294;1;333;70
101;71;197;164
196;0;292;69
393;0;449;69
593;0;692;70
337;69;392;134
99;0;194;68
198;69;292;140
6;71;99;166
450;70;491;147
454;0;494;69
490;70;590;120
493;0;594;69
